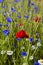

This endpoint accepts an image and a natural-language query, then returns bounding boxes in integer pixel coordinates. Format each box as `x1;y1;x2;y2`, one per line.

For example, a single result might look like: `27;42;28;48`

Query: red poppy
16;30;29;38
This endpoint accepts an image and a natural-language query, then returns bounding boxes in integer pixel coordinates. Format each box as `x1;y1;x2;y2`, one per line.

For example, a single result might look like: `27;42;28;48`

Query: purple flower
2;6;8;8
16;38;22;41
13;44;16;47
29;38;34;42
6;17;12;22
34;6;38;13
11;7;16;12
31;2;34;6
4;24;9;27
21;51;27;56
34;61;40;65
0;0;3;3
16;23;18;27
17;16;21;18
15;0;22;2
24;15;29;18
28;0;31;7
2;30;10;36
0;23;3;26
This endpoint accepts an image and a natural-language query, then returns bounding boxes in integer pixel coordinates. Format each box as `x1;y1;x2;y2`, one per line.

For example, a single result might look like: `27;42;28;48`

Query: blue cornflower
24;15;29;18
16;23;18;27
13;44;16;47
31;2;34;6
16;38;22;41
15;0;21;2
34;6;38;12
6;17;12;22
2;6;5;8
28;0;31;7
0;23;3;26
4;24;9;27
2;30;10;36
0;0;3;3
11;7;16;12
21;51;27;56
2;6;8;8
34;61;40;65
29;38;34;42
17;16;21;18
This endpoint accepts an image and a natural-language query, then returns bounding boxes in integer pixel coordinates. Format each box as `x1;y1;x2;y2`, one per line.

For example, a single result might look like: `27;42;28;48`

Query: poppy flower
16;30;29;38
34;16;40;22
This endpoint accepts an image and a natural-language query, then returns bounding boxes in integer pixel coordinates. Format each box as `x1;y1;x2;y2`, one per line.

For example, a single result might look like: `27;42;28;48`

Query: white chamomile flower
21;46;25;50
26;38;29;41
23;56;26;59
37;42;41;47
29;56;34;60
7;50;13;55
31;45;36;50
38;59;43;65
1;50;6;54
22;62;28;65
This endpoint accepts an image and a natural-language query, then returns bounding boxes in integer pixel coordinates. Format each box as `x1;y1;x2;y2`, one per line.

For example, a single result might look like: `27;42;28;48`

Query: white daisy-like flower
37;42;41;47
23;56;26;59
26;38;29;41
21;46;25;50
38;59;43;65
29;56;34;60
7;50;13;55
31;45;36;50
22;62;28;65
1;50;6;54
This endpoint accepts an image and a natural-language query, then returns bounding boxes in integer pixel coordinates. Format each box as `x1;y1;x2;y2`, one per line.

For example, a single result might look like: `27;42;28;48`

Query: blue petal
15;0;22;2
6;17;12;22
21;51;27;56
16;23;18;27
29;38;34;42
2;30;10;36
16;38;22;41
24;15;29;18
0;0;3;3
34;6;38;12
11;7;16;12
0;23;3;26
31;2;34;6
17;16;21;18
34;61;40;65
2;6;8;8
4;24;9;27
13;44;16;47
